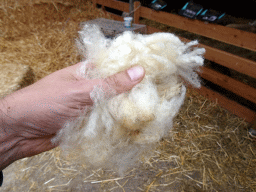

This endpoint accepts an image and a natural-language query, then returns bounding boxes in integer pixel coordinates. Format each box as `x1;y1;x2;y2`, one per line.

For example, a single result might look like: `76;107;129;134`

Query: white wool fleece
53;24;205;173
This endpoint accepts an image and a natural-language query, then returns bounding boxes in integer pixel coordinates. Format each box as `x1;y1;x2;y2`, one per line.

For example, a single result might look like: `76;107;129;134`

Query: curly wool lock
53;24;205;173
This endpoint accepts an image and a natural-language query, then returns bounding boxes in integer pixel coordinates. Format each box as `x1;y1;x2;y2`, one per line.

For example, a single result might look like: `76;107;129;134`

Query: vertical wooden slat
133;1;140;24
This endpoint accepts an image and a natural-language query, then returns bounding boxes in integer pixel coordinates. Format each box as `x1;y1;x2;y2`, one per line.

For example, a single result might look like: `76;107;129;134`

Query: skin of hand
0;62;145;170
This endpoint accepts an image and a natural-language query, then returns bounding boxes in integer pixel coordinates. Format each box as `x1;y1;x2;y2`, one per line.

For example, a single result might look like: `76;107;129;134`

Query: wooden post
134;1;140;24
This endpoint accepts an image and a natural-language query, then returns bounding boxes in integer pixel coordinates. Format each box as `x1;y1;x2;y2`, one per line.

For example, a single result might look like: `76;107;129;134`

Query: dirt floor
1;1;256;191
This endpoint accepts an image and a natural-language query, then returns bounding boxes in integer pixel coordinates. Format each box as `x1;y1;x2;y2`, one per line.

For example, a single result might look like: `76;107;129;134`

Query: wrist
0;98;24;170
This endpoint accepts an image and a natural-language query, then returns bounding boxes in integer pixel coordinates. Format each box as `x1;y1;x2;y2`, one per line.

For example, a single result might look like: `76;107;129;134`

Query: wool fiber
53;24;205;174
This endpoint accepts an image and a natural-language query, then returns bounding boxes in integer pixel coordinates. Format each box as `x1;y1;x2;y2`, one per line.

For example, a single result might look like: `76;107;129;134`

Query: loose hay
1;1;256;192
0;0;110;81
0;63;34;98
2;88;255;191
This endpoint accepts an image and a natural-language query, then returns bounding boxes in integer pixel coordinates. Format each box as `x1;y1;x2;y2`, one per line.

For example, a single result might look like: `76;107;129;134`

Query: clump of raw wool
53;24;205;173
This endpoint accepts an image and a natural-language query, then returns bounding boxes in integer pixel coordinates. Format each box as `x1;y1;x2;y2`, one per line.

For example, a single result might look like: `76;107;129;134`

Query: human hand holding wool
0;23;205;174
0;63;145;170
55;25;205;174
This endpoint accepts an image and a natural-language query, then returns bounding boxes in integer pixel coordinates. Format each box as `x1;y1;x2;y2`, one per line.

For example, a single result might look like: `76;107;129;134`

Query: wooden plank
93;0;123;21
146;26;256;79
200;67;256;104
203;46;256;79
108;12;123;21
140;6;256;52
94;0;130;13
196;86;256;123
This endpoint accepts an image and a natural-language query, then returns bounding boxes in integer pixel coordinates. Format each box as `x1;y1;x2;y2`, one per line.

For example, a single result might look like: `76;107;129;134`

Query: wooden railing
92;0;256;124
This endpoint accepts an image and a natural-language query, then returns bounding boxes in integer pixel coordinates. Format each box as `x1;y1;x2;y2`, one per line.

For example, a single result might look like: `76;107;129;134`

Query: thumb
103;65;145;94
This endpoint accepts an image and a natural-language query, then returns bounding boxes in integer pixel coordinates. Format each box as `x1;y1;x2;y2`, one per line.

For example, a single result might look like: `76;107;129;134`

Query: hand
0;63;145;170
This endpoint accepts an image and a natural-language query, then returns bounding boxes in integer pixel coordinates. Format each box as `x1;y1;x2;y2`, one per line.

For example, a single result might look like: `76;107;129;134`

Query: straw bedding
0;63;34;98
0;1;255;191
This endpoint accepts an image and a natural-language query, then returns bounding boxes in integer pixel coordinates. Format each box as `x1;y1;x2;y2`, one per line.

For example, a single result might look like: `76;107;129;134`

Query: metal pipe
129;0;134;18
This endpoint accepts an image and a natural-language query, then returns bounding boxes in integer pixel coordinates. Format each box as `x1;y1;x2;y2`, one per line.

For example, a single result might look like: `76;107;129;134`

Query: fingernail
127;66;144;81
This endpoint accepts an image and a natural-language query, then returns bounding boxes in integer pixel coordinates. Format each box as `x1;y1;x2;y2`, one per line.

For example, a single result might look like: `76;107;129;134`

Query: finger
103;65;145;94
80;65;145;105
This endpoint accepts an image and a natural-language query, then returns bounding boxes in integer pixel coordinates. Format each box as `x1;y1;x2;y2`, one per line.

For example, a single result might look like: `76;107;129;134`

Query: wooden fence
92;0;256;124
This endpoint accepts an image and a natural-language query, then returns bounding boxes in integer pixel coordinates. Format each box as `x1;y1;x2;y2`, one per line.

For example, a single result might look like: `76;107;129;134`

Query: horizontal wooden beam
200;67;256;104
146;26;256;79
94;0;130;13
108;12;123;21
202;44;256;79
140;6;256;52
196;86;256;124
